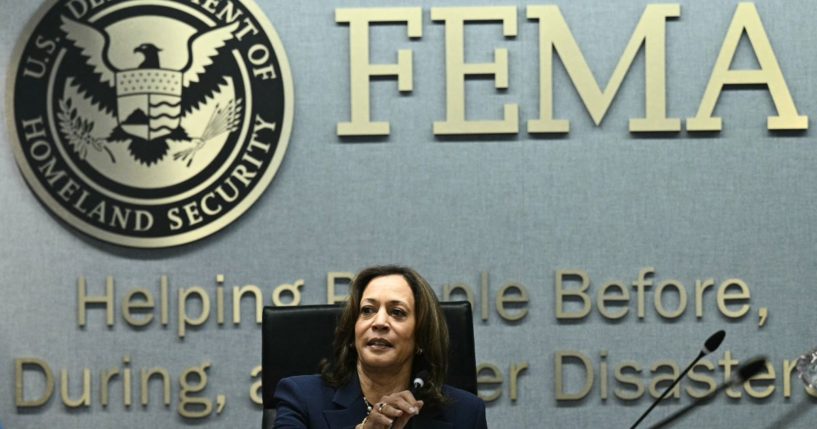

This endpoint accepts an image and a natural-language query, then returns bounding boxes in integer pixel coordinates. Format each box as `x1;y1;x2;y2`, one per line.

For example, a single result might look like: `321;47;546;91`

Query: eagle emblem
60;16;242;166
10;0;293;247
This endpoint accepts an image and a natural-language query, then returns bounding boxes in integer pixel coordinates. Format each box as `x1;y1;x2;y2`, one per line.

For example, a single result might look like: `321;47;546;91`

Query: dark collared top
273;374;488;429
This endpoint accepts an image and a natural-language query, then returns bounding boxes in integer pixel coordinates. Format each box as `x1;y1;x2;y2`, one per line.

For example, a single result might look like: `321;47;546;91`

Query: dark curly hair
320;265;449;411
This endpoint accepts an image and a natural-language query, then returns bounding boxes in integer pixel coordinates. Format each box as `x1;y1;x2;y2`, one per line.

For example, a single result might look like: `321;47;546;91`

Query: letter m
528;4;680;133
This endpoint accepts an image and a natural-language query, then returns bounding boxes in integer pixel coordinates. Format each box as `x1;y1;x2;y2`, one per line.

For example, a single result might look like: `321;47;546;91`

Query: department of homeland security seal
8;0;293;248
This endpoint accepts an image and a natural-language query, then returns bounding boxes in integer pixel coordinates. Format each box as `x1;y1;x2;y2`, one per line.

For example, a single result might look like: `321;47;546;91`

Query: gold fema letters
336;4;808;136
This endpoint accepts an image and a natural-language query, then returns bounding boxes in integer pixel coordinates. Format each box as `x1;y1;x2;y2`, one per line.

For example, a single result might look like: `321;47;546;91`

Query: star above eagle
59;16;241;165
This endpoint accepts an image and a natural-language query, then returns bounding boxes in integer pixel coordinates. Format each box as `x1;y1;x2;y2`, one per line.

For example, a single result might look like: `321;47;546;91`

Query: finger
383;396;418;416
377;402;403;419
366;411;394;428
387;391;422;414
391;390;418;403
392;401;424;429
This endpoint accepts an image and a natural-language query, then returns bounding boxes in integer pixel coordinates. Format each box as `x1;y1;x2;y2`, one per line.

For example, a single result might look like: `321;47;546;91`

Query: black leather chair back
261;301;477;427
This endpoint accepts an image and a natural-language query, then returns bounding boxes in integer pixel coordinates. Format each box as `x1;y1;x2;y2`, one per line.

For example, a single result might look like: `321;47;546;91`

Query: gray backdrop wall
2;0;817;427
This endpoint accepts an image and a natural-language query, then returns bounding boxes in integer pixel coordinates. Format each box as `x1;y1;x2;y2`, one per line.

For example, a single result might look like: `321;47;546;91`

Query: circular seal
8;0;293;248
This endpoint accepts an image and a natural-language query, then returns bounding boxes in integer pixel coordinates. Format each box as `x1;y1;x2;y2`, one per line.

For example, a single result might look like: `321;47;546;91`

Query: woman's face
355;274;417;373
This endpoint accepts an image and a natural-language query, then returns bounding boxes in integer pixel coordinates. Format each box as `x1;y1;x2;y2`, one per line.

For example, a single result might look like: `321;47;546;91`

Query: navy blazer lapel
323;377;366;429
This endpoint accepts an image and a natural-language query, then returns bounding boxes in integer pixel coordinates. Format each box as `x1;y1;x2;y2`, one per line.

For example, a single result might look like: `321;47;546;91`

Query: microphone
647;356;768;429
702;330;726;354
411;370;430;394
796;347;817;389
630;330;726;429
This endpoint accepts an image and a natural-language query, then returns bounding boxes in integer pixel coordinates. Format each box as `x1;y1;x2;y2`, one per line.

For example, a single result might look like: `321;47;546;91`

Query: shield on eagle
115;69;182;140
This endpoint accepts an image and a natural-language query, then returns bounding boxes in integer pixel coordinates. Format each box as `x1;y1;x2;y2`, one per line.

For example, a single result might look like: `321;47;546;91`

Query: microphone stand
647;357;768;429
629;350;706;429
645;376;727;429
630;330;725;429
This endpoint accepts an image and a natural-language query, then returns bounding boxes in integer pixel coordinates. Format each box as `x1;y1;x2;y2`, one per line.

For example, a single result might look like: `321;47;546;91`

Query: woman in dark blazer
273;265;488;429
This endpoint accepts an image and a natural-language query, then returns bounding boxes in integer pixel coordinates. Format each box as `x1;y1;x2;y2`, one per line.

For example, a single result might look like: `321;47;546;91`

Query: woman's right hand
363;390;423;429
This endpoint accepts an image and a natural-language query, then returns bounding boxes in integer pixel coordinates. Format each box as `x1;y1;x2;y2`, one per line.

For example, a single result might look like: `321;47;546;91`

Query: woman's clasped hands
362;391;423;429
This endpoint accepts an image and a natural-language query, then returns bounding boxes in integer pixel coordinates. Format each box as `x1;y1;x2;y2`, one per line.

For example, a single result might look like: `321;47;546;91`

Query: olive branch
57;96;116;163
174;98;243;167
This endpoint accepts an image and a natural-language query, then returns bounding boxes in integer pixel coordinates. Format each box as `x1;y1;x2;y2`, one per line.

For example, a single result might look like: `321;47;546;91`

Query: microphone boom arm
629;350;705;429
